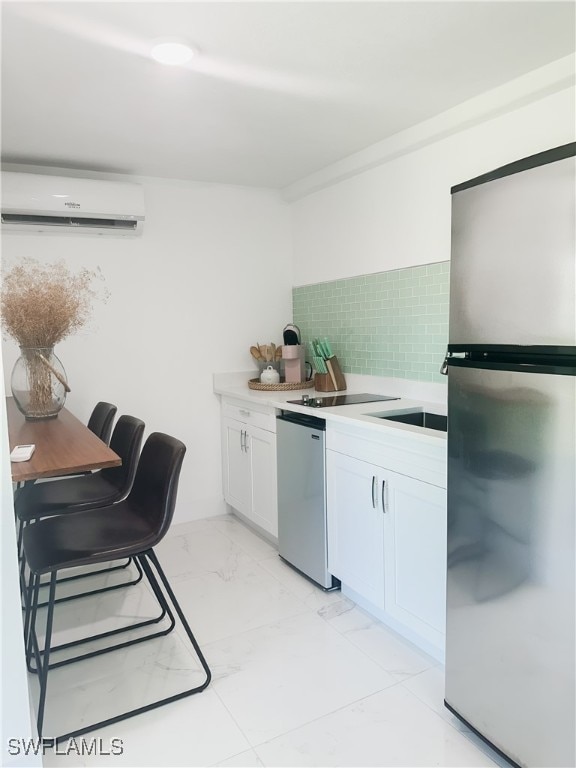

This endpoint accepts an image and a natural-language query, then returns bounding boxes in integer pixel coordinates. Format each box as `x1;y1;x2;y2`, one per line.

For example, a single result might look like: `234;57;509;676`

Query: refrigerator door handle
441;348;470;374
440;348;449;375
440;347;468;376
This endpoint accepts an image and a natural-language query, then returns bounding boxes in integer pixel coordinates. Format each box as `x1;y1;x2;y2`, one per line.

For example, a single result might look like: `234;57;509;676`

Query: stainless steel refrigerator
444;143;576;768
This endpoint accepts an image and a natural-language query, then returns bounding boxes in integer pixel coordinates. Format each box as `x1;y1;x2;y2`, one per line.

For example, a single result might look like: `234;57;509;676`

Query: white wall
290;84;575;286
1;175;293;523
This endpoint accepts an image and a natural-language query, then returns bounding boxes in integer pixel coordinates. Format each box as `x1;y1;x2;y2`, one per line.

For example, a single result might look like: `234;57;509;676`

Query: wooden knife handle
328;356;346;391
325;359;338;391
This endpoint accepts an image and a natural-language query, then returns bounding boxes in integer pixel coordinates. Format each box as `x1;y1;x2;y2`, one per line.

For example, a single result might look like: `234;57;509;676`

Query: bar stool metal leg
147;549;212;682
26;562;176;672
36;556;144;608
29;572;57;737
43;550;211;744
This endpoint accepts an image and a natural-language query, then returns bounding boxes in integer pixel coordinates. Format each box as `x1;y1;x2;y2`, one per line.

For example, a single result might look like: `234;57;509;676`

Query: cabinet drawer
327;423;446;488
222;398;276;433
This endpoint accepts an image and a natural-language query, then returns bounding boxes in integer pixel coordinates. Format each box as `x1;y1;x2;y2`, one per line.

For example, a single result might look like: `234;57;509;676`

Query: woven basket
248;378;315;392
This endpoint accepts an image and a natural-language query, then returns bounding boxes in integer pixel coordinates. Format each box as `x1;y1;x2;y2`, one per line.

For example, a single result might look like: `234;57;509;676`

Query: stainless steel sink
375;411;447;432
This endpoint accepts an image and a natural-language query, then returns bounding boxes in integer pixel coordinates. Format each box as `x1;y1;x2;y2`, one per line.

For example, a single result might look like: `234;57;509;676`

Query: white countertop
214;371;447;447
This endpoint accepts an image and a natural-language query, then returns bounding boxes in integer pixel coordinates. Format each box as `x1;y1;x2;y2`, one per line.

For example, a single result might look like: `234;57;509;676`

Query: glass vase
11;347;68;420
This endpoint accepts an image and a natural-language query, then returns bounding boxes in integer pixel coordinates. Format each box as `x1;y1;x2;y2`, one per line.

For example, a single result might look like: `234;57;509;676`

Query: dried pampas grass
1;258;108;347
2;258;109;417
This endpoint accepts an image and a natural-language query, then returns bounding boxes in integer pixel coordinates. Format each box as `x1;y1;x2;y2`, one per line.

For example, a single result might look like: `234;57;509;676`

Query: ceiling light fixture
151;41;195;66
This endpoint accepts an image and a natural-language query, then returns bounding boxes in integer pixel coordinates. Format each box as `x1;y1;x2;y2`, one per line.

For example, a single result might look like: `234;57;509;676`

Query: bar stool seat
24;506;155;573
16;415;144;523
17;472;134;520
25;505;155;574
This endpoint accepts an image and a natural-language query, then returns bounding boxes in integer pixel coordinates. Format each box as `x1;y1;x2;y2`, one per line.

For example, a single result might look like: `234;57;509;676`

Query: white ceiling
1;1;574;189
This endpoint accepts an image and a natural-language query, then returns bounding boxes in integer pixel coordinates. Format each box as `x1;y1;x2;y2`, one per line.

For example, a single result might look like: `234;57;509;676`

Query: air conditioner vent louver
1;213;138;231
1;172;145;236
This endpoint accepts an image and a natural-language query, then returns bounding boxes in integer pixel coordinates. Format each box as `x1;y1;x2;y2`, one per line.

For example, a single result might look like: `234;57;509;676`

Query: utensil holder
314;356;346;391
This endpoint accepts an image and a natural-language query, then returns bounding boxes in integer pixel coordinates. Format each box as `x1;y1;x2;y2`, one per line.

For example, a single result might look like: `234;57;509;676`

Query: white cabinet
327;451;385;609
221;398;278;538
326;422;447;655
384;474;446;649
222;417;251;515
248;424;277;537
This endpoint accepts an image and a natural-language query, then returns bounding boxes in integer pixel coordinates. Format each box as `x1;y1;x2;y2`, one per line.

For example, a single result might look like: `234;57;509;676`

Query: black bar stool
23;432;211;742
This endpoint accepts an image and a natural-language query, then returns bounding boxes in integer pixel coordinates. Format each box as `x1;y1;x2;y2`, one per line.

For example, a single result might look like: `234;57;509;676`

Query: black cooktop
287;393;400;408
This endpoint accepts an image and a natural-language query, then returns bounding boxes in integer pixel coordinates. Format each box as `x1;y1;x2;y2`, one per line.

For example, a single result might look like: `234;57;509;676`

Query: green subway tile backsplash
293;261;449;384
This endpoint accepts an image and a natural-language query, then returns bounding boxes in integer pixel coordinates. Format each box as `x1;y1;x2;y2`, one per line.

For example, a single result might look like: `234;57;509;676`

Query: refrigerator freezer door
445;364;575;767
450;154;575;346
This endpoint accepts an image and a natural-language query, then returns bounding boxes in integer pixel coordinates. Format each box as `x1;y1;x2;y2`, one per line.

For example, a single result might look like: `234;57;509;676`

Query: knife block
314;356;346;391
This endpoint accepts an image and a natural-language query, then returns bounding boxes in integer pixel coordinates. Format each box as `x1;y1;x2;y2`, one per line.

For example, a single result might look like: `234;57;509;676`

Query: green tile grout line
292;261;449;384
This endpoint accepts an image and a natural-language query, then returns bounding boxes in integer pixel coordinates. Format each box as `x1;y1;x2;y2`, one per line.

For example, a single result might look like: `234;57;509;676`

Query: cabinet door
327;451;385;609
384;473;447;646
247;425;278;537
222;417;251;515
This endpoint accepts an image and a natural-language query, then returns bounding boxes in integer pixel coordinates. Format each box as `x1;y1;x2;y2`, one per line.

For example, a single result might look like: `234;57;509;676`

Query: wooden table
6;397;121;482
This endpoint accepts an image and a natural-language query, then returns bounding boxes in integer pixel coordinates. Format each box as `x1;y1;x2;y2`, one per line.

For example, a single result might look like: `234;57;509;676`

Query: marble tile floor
29;514;509;768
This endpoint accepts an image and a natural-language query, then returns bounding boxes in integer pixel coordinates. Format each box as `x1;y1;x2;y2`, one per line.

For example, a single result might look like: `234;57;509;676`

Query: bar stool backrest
99;415;145;496
87;402;117;445
128;432;186;545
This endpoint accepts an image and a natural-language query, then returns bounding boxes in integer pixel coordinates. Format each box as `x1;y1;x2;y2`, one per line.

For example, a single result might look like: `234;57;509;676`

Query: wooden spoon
250;346;263;361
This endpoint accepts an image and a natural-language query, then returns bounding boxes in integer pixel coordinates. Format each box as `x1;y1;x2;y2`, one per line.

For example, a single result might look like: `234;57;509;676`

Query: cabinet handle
371;475;377;509
381;479;387;513
240;430;245;452
244;430;249;453
240;409;251;417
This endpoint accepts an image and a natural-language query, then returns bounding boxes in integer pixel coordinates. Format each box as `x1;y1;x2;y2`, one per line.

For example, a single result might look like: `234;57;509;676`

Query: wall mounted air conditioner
1;172;145;236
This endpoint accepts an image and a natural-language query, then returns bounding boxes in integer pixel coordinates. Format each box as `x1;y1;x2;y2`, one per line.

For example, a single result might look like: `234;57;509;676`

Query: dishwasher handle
277;411;326;431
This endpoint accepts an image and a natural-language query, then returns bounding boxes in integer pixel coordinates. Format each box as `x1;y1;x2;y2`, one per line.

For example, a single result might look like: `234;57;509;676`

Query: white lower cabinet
223;417;251;515
221;400;278;538
247;424;278;537
327;451;385;609
384;474;446;649
326;425;447;656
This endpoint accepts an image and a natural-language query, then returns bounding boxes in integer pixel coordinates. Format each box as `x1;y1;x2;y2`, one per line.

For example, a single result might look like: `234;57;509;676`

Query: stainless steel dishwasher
276;411;339;590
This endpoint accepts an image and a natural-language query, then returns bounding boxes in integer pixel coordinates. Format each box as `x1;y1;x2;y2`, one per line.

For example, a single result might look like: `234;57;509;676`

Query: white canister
260;365;280;384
